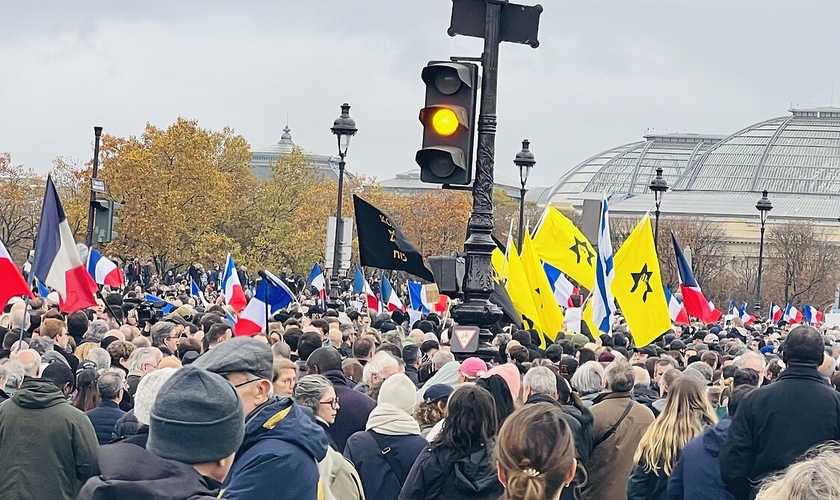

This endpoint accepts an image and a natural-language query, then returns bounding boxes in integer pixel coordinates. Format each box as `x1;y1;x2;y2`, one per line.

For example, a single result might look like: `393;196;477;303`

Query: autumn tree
0;153;41;264
98;118;254;274
50;156;91;239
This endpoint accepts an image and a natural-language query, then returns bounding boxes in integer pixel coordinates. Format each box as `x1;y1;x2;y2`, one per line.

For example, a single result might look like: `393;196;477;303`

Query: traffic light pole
450;1;504;356
85;126;103;249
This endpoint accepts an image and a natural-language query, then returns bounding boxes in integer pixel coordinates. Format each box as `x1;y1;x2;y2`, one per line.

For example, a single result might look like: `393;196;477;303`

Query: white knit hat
134;368;177;425
378;373;417;415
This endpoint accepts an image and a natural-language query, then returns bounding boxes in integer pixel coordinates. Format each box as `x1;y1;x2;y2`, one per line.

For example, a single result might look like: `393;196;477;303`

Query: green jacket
0;377;99;499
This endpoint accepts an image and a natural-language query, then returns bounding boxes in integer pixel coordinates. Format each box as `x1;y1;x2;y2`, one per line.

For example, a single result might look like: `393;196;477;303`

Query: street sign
91;178;107;194
450;325;479;353
325;217;353;271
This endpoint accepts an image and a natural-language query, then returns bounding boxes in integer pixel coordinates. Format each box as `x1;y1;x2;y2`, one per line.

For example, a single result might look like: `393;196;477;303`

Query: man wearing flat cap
193;337;328;500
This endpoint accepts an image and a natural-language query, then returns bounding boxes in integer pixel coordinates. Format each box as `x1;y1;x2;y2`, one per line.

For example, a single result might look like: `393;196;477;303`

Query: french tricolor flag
784;303;803;324
380;275;405;312
672;232;720;323
306;263;327;303
543;262;578;308
86;248;124;287
222;253;246;312
739;303;755;325
0;238;33;307
769;302;783;324
664;287;689;324
803;304;823;326
31;177;97;313
353;266;379;312
236;270;296;336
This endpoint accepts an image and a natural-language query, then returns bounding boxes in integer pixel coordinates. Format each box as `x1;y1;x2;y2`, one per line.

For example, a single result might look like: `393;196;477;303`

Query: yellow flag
492;246;542;334
521;231;565;346
532;207;596;291
581;298;599;339
610;215;672;347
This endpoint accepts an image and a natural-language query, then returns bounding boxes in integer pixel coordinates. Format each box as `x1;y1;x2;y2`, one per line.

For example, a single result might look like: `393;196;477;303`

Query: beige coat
582;391;655;500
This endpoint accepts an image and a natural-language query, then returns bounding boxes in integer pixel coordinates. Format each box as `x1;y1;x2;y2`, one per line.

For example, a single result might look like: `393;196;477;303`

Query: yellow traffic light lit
431;108;459;136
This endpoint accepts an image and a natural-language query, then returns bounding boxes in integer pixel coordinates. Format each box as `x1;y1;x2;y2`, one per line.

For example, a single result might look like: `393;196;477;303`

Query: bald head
14;349;42;378
104;329;125;342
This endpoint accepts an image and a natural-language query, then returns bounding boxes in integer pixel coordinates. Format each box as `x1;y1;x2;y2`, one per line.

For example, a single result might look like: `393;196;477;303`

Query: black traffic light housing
416;61;479;185
91;199;119;244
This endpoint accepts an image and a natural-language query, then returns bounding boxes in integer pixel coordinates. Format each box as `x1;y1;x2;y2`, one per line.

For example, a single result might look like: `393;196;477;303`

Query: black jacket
112;409;143;442
85;400;125;445
399;444;503;500
324;370;376;451
628;459;669;500
78;442;222;500
720;365;840;500
345;430;428;500
404;366;421;387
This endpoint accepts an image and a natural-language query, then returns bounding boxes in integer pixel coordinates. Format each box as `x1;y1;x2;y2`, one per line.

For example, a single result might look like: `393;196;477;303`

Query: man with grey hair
583;359;655;500
85;370;126;445
126;347;161;396
85;320;110;343
686;361;714;384
431;350;454;371
29;336;55;356
522;366;559;402
150;321;179;354
733;350;768;385
87;347;112;372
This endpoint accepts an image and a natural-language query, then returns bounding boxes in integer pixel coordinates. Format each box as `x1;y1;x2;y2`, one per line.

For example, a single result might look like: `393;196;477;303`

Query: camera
124;298;166;325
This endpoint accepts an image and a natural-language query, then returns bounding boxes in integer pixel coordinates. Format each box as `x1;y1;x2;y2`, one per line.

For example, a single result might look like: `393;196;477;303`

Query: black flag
353;195;435;282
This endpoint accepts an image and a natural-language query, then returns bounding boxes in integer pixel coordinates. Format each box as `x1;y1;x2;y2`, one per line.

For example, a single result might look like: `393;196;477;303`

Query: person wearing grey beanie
78;366;245;499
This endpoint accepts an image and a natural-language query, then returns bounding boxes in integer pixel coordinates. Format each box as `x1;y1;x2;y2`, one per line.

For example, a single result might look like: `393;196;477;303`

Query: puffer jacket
399;444;503;500
223;397;329;500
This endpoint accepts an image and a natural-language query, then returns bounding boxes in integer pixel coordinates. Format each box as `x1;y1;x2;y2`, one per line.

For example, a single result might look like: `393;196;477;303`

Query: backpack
318;447;365;500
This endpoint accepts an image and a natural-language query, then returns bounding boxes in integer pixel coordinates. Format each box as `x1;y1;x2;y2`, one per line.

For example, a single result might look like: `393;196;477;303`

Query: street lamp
648;167;669;247
514;139;536;252
755;189;773;314
328;103;357;308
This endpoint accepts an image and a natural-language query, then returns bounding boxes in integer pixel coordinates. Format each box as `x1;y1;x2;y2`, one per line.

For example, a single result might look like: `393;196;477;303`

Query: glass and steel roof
674;108;840;194
537;133;722;204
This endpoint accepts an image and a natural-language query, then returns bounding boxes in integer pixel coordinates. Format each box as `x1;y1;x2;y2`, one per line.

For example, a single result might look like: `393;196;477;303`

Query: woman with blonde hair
627;376;717;500
495;403;576;500
756;443;840;500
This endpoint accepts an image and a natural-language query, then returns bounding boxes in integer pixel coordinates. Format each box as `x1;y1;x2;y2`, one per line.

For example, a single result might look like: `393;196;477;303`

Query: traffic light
416;61;479;185
91;199;119;244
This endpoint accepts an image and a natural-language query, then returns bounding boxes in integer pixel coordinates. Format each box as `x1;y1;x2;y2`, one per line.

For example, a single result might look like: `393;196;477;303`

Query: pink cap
459;357;487;379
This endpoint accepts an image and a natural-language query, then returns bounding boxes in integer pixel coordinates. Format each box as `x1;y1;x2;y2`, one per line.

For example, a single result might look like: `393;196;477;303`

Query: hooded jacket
399;444;503;500
77;442;222;500
345;403;428;500
324;370;377;451
666;420;736;500
0;377;100;500
224;396;329;500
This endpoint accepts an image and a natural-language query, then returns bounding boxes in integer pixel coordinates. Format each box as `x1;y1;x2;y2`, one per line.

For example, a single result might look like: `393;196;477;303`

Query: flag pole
257;272;270;336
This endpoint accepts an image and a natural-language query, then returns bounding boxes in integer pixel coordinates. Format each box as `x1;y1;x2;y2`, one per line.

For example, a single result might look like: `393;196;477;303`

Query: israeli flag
591;198;615;334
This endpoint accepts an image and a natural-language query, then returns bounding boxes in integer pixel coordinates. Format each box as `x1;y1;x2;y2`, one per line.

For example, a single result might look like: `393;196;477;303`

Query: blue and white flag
407;281;431;313
591;198;615;334
144;293;175;313
190;278;210;308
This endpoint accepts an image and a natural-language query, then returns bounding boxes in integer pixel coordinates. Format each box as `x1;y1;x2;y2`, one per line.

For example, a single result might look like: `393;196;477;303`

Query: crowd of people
3;283;840;500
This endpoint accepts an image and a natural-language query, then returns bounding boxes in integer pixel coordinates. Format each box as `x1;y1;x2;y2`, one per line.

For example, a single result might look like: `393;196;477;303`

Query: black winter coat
324;370;376;451
720;365;840;500
85;400;125;445
345;430;428;500
399;444;503;500
627;459;669;500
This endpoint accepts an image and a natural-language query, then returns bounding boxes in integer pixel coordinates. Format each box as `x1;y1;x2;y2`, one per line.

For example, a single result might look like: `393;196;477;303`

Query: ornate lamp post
328;103;357;308
648;167;669;247
514;139;535;252
755;189;773;314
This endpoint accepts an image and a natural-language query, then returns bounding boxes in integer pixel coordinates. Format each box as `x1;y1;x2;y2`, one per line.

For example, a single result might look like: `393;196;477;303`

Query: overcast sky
3;1;840;189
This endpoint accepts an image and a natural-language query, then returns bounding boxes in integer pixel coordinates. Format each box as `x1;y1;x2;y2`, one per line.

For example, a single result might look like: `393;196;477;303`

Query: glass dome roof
674;108;840;194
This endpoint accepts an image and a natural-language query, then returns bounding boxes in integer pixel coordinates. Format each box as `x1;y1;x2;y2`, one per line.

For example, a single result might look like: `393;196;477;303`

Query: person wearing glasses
295;374;365;500
193;337;328;500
